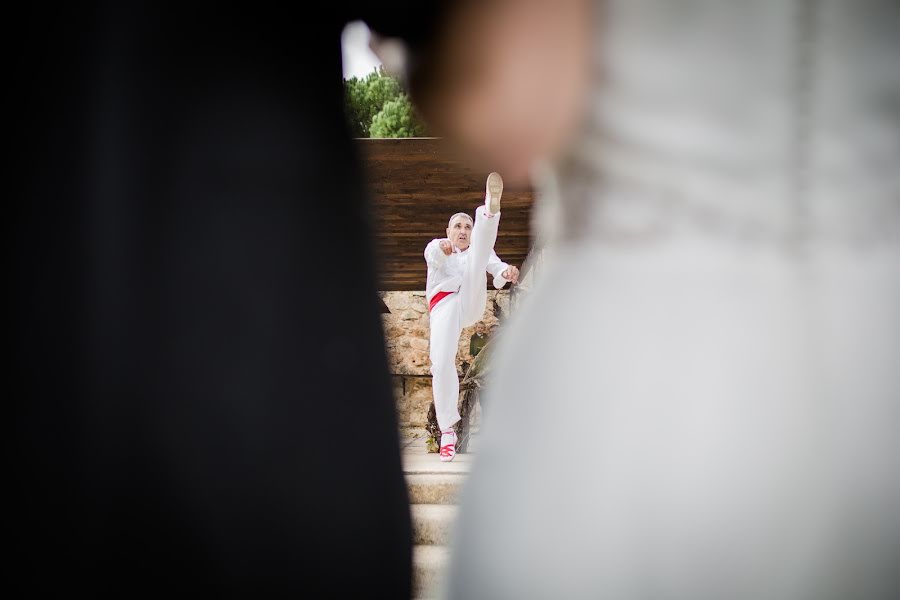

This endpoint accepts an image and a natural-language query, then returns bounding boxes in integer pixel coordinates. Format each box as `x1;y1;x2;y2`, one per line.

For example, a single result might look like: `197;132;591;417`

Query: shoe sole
486;172;503;214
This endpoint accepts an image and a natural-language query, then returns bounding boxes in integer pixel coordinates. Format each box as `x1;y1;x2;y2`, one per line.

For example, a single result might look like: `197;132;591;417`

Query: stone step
402;450;475;475
406;472;465;504
411;503;459;546
413;544;450;599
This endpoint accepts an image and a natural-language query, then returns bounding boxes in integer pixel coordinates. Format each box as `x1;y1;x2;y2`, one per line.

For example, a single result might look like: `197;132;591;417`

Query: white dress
448;1;900;598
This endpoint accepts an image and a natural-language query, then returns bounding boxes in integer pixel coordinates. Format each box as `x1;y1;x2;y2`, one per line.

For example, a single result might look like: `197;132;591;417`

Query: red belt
429;291;454;312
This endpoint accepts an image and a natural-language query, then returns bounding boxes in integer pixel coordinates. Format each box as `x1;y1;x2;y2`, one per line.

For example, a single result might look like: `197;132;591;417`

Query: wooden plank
358;138;534;291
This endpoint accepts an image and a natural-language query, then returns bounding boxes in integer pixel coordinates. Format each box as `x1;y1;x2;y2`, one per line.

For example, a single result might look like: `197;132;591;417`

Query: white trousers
429;207;501;432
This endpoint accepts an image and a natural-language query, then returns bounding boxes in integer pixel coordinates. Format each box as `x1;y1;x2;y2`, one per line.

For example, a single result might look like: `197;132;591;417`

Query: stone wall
380;290;510;427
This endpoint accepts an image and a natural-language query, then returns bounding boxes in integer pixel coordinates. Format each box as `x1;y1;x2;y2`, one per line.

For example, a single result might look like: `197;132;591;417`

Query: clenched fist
503;265;520;284
439;239;453;255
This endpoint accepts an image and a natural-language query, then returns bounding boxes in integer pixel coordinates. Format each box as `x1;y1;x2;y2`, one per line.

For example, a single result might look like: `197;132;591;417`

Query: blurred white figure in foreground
437;1;900;598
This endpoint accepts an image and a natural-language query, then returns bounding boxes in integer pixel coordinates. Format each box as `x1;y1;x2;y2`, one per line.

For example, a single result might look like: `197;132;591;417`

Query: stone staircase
402;433;474;599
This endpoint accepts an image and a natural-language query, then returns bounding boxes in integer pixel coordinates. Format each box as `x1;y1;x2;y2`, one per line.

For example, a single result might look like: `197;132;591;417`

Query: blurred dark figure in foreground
11;4;448;595
402;0;900;598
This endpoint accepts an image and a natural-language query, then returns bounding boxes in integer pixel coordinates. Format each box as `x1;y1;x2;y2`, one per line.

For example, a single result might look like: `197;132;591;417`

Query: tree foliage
343;67;426;138
370;97;426;138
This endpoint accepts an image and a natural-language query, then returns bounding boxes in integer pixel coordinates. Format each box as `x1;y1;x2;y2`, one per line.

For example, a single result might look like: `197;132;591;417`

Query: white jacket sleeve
487;250;510;289
424;239;448;270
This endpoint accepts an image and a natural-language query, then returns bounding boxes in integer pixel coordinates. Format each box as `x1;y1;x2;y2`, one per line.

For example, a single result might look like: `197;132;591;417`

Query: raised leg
459;206;501;327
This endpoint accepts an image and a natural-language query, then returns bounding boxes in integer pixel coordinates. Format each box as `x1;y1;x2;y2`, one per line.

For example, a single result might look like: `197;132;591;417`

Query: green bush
344;67;426;138
370;97;426;138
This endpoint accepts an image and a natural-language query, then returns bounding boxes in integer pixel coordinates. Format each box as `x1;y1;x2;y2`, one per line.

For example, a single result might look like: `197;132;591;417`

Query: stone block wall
380;290;510;427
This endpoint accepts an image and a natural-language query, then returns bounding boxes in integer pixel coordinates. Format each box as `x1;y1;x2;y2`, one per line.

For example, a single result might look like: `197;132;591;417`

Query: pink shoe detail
439;431;457;462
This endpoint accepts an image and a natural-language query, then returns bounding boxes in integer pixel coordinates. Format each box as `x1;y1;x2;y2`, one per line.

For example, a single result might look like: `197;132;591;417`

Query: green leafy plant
344;67;426;138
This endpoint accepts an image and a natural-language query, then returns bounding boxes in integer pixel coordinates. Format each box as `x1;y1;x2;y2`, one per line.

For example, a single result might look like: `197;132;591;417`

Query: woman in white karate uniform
425;172;520;462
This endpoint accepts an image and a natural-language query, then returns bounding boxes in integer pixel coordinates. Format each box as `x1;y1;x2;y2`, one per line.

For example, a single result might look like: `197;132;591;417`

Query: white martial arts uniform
425;206;510;432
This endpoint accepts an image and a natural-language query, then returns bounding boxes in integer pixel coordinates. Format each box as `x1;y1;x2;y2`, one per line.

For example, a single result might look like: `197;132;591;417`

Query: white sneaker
485;172;503;216
439;430;457;462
